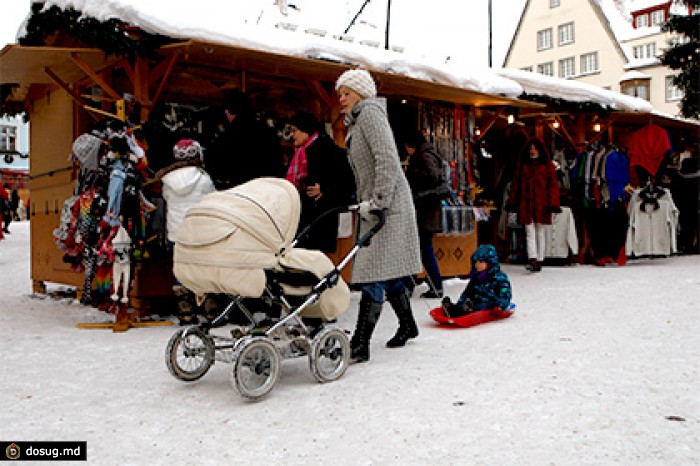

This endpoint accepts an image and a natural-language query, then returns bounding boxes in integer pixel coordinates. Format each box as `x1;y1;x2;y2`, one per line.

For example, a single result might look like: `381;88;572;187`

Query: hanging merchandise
420;103;476;236
627;123;672;183
543;206;579;259
625;184;679;258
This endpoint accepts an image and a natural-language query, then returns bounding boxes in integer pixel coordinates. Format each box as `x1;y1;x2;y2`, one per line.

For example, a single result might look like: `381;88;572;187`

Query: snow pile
2;221;700;463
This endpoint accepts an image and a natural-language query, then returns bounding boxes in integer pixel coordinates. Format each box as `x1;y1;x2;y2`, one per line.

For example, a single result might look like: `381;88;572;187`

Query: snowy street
1;221;699;465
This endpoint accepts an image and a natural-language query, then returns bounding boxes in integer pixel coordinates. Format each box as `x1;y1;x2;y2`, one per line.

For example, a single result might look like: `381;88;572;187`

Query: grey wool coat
344;97;422;284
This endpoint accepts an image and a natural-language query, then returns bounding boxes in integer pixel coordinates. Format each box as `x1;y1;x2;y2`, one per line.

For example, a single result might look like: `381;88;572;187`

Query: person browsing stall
403;129;445;299
286;111;355;253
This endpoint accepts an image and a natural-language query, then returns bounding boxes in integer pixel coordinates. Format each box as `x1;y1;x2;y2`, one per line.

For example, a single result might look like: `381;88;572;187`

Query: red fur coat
506;158;561;225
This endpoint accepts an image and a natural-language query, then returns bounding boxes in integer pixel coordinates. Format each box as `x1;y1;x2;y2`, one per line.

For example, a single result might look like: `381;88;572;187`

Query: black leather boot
526;259;542;272
350;298;382;363
386;291;419;348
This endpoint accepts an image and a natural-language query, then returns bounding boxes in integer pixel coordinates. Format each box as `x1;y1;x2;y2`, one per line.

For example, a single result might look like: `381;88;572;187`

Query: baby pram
165;178;383;400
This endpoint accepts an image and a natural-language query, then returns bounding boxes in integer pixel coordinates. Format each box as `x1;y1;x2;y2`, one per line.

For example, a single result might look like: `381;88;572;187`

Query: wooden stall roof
0;41;543;111
163;40;544;109
0;45;119;85
609;111;700;131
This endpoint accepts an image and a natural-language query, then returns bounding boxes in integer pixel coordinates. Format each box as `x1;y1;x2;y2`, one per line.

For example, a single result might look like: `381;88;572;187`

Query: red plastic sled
429;303;515;328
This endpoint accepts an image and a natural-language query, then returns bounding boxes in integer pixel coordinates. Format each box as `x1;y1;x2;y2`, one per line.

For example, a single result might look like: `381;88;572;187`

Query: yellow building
503;0;693;116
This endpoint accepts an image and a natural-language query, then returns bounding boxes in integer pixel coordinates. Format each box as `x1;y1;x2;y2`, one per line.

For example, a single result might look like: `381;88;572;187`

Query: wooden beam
147;57;172;87
474;107;504;142
43;66;84;105
588;115;619;146
133;56;149;107
554;115;577;149
308;80;334;110
69;52;121;101
119;59;135;85
150;53;178;112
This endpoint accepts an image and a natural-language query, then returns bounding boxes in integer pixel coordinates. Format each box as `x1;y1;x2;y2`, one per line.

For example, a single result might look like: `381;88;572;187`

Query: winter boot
174;285;198;325
350;297;383;363
526;259;541;272
386;290;419;348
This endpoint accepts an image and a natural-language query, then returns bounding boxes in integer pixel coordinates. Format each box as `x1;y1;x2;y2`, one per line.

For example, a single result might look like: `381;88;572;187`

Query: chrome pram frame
165;206;385;401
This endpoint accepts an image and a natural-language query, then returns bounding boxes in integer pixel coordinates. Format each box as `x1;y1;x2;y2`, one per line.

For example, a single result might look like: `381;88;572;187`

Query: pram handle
291;204;350;248
348;204;385;248
290;204;385;250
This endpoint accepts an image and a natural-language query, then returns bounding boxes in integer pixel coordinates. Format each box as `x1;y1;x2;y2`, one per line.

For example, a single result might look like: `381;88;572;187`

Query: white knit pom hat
335;69;377;99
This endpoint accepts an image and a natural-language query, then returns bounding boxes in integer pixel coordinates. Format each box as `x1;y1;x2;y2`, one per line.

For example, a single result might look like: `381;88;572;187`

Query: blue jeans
361;278;410;304
419;229;443;293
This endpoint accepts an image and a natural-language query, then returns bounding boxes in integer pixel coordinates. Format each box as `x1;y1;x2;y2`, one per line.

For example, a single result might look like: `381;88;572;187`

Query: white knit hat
335;69;377;99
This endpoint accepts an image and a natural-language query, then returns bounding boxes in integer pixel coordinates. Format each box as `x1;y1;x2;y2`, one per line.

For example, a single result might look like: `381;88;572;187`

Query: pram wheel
309;326;350;383
231;336;281;400
165;327;214;382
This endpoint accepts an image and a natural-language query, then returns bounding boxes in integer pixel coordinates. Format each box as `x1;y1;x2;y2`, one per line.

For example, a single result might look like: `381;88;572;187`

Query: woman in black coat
287;111;355;252
404;130;445;298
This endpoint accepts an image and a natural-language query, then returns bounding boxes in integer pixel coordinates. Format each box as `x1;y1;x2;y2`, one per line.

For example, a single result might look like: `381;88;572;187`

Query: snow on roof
623;57;661;69
619;70;652;81
41;0;525;98
595;0;636;42
38;0;671;115
496;68;654;113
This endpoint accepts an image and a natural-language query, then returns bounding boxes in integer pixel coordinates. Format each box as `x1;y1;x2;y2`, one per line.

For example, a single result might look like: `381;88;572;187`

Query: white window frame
550;0;560;8
646;42;657;58
580;52;599;74
622;81;650;101
635;14;650;28
558;22;575;46
520;66;534;72
665;76;683;101
633;42;657;59
558;56;576;78
537;28;553;51
537;62;554;76
651;10;665;26
0;125;17;152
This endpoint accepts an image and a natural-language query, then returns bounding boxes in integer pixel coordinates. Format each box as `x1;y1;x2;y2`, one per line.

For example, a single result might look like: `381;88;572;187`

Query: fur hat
173;139;204;162
335;69;377;99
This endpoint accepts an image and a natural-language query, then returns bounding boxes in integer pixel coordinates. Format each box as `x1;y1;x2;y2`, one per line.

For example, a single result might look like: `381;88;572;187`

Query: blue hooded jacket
456;244;512;311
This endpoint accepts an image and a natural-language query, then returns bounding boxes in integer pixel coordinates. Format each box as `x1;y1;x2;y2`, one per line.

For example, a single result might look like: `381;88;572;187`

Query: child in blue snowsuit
442;244;512;317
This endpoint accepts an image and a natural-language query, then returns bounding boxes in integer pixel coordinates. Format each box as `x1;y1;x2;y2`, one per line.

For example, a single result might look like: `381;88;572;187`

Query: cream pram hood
173;177;350;319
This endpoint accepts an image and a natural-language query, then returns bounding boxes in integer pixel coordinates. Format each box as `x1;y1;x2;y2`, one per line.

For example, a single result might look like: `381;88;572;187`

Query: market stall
0;5;542;323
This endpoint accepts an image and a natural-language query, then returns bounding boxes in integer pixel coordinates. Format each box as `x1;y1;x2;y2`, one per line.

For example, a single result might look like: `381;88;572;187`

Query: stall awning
0;45;118;86
160;41;544;110
610;111;700;130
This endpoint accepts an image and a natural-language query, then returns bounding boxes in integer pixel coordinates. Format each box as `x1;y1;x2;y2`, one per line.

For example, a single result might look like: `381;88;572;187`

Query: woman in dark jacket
287;111;355;253
404;130;444;297
505;138;561;272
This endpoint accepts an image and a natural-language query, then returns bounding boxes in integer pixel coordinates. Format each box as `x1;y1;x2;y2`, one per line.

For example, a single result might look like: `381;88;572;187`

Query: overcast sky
0;0;527;68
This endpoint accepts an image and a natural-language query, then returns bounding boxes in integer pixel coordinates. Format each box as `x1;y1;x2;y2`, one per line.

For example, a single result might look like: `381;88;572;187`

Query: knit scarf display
285;132;318;189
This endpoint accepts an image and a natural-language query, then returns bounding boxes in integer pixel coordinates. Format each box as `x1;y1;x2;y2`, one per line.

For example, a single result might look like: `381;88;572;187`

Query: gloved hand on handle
358;199;380;221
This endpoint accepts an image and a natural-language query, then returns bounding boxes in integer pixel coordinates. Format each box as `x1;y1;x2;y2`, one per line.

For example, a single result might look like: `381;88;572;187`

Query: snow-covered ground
1;221;699;465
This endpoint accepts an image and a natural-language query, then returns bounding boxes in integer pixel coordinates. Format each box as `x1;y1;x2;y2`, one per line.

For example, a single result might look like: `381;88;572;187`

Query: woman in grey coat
336;69;422;362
